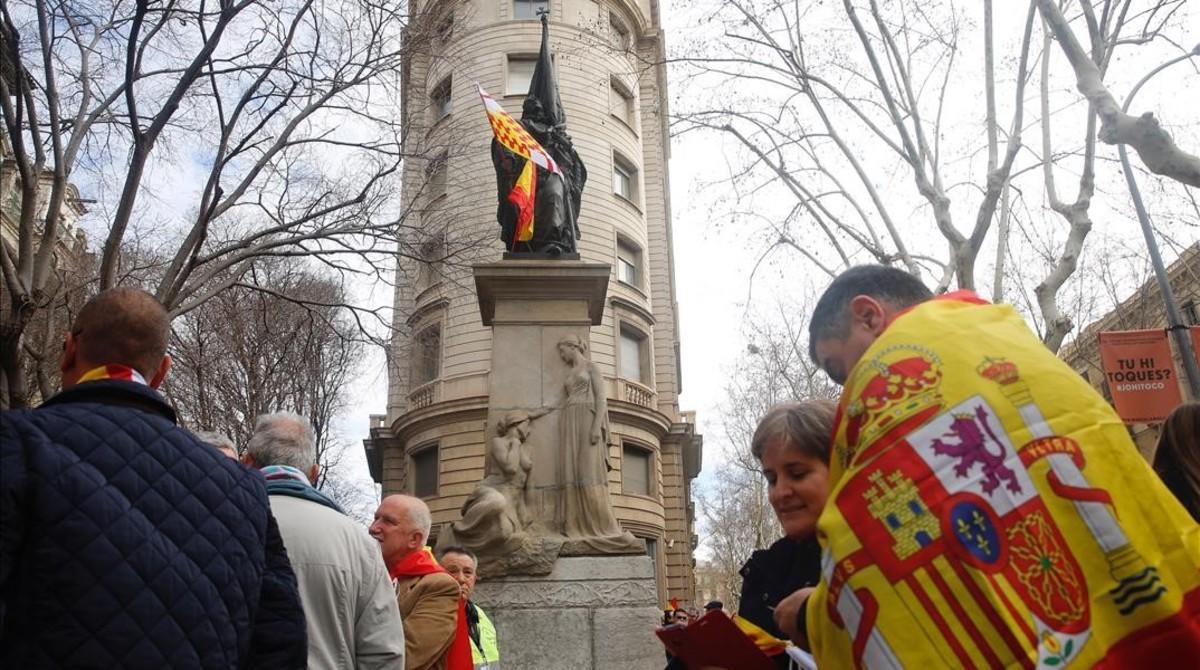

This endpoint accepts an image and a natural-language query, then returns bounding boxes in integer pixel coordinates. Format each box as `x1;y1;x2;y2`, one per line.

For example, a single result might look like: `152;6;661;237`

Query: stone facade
1059;242;1200;457
473;555;663;669
365;0;702;608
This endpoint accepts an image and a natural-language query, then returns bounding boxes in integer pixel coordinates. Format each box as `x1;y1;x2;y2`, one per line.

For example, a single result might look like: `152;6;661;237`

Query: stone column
474;259;610;530
472;261;662;669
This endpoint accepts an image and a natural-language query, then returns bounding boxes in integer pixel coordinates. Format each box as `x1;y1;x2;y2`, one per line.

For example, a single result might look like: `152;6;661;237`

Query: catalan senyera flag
478;84;559;243
807;291;1200;669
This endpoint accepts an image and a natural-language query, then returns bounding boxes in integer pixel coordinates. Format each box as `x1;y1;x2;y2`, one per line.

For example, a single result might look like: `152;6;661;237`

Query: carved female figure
555;335;637;550
447;409;546;553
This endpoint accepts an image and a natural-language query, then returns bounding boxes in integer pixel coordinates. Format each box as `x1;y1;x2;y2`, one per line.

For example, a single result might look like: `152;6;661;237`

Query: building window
612;152;637;202
431;76;452;121
413;323;441;385
416;235;445;290
644;536;659;587
426;153;448;199
619;324;649;383
1183;299;1199;326
412;445;439;498
609;12;631;50
609;77;634;128
616;238;641;288
623;444;652;496
437;11;454;42
513;1;549;20
506;55;538;96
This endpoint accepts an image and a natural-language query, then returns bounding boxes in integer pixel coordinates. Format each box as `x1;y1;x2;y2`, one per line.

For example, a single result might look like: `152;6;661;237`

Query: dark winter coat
0;379;307;668
738;536;822;642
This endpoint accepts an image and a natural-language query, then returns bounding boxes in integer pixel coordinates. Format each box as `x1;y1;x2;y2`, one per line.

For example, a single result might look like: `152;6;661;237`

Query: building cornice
393;395;489;445
610;295;656;326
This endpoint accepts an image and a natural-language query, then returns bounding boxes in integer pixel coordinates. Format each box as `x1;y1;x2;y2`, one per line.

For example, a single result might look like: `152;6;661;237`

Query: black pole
1116;51;1200;400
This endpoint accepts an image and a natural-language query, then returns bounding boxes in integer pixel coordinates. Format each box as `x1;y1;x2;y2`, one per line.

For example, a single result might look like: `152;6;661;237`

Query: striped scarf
78;364;148;386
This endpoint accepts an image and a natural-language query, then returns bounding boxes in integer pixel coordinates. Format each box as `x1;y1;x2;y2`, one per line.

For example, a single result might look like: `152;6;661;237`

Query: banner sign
1193;326;1200;368
1097;329;1182;423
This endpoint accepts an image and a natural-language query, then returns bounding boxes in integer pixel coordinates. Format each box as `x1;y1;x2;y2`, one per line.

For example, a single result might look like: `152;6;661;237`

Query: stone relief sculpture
437;408;562;577
553;335;641;553
440;335;641;576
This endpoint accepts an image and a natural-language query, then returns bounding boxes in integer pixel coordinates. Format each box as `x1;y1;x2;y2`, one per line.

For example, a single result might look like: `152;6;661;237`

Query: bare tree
0;0;475;408
672;0;1194;351
165;261;361;486
696;301;838;604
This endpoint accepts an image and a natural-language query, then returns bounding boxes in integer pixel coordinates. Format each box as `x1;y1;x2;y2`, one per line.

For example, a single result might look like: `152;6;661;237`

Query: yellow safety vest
471;604;500;669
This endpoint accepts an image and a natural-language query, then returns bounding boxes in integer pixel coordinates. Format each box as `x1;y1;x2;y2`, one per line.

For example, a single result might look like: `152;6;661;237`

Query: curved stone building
364;0;702;607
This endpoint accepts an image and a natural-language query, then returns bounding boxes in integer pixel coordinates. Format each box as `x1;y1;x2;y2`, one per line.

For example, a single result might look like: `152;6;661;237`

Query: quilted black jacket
0;379;307;668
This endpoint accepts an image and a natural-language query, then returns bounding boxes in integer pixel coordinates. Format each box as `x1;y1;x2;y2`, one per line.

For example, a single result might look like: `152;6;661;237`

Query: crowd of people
1;288;498;669
3;265;1199;669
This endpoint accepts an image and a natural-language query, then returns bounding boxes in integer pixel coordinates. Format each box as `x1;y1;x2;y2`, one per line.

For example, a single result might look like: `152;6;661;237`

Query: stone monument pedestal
473;555;664;670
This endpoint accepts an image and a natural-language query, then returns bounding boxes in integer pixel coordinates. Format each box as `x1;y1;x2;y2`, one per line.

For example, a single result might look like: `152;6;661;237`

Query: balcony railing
622;378;656;409
408;381;437;410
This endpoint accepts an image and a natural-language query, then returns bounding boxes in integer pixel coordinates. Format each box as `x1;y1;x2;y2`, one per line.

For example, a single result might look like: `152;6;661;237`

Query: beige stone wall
376;0;698;608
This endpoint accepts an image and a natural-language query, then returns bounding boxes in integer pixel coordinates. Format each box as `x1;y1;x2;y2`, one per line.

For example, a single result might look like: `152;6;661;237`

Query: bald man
370;495;468;670
1;288;307;668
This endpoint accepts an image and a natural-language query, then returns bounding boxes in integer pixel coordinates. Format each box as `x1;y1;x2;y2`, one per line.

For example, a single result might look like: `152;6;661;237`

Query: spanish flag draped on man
804;266;1200;669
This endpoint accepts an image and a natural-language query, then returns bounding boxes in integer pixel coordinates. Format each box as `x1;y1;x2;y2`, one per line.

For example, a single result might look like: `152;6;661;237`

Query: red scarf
389;548;473;670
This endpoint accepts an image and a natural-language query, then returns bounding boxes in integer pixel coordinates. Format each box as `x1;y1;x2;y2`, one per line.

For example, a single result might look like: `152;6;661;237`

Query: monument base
473;555;663;670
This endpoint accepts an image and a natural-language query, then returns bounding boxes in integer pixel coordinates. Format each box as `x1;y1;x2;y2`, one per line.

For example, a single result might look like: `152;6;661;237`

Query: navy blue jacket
1;379;307;668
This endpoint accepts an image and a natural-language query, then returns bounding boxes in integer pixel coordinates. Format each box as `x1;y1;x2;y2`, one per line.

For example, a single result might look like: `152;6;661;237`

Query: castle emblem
863;469;941;560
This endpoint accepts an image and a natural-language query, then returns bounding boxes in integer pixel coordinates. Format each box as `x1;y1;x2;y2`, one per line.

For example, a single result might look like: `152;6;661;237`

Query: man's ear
241;452;258;468
308;463;320;486
59;331;78;375
148;354;172;389
848;295;889;335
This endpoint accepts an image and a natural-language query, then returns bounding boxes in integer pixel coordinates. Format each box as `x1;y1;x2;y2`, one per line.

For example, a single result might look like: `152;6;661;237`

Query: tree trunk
0;308;31;409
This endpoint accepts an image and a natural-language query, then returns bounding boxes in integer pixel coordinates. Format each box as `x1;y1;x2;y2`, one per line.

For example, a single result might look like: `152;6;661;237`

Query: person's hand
773;587;815;645
590;427;602;444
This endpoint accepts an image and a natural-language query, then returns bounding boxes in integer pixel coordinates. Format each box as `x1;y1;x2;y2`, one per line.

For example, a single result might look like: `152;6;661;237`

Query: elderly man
370;495;471;670
440;546;500;669
0;287;306;668
196;429;238;459
243;412;406;669
802;265;1200;667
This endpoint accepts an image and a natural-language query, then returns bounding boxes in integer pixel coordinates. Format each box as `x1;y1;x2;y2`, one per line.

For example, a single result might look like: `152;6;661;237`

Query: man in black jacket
0;287;307;668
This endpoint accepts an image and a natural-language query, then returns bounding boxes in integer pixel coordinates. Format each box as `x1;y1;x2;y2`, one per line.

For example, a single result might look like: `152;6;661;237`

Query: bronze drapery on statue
492;13;586;255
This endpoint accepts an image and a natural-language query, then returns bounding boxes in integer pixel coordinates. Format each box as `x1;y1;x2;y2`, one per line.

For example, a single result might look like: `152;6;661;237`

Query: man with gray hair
195;430;238;459
244;412;406;669
370;495;468;670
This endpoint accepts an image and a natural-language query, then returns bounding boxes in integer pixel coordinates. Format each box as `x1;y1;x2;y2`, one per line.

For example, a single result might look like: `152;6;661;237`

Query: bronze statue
492;13;586;255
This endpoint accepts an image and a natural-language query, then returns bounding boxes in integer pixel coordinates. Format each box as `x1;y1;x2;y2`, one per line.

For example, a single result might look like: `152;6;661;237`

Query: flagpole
1117;53;1200;400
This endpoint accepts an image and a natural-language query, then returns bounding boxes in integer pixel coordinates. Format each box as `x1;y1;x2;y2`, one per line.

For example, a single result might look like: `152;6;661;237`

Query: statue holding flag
482;12;586;255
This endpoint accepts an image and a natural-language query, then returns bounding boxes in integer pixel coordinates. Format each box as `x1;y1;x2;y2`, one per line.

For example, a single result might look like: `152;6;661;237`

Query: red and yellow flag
508;159;536;243
807;292;1200;669
732;614;790;657
478;84;559;247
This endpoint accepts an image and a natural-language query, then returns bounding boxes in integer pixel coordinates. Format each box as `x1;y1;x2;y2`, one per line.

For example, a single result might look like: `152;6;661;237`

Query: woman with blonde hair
1153;402;1200;522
